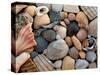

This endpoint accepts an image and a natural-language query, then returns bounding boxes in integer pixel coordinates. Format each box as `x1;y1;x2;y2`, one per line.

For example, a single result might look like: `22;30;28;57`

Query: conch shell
16;24;37;55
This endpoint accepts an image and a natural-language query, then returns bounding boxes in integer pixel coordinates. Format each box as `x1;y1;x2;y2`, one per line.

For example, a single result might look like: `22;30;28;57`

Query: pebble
76;29;88;41
34;14;50;29
69;47;79;59
65;36;73;47
82;39;89;48
68;13;76;21
89;62;97;68
46;39;69;60
86;51;96;62
52;4;63;12
31;52;38;59
64;18;70;25
76;12;89;30
62;56;75;70
63;5;79;13
75;59;89;69
88;18;97;37
35;36;48;53
41;29;56;42
60;12;68;20
54;60;62;69
79;51;86;59
60;21;67;28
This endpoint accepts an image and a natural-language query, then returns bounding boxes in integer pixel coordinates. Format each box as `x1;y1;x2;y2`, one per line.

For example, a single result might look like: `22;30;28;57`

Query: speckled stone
86;51;96;62
69;47;79;59
75;59;89;69
62;56;75;70
42;29;56;42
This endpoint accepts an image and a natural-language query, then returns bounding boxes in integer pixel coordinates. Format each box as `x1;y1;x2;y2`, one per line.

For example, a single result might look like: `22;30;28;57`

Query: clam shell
76;29;88;41
62;56;75;70
88;18;97;37
46;39;69;60
34;14;50;29
81;6;97;20
25;5;36;16
52;4;63;12
53;25;67;39
63;5;79;13
76;12;89;30
71;36;82;50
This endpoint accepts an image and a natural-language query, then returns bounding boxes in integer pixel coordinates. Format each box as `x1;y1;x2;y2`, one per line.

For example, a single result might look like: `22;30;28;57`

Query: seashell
65;36;72;46
52;4;63;12
12;52;30;72
19;58;38;72
71;36;82;50
42;21;58;28
69;47;79;59
76;12;89;30
60;21;67;28
86;51;96;62
79;51;86;59
60;12;68;20
16;12;33;38
49;10;61;23
63;5;79;13
62;56;75;70
68;13;76;21
36;3;51;10
46;39;69;60
76;29;88;41
88;18;97;37
33;54;54;71
35;36;48;53
53;25;67;39
31;51;38;59
11;4;27;14
54;60;62;69
67;21;79;36
81;6;97;20
75;59;89;69
83;35;97;51
36;6;49;16
64;18;70;25
25;5;36;16
34;14;50;29
89;62;97;68
16;24;37;55
41;29;56;42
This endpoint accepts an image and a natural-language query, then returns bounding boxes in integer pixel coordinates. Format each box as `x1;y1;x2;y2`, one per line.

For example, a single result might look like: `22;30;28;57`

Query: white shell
46;39;69;60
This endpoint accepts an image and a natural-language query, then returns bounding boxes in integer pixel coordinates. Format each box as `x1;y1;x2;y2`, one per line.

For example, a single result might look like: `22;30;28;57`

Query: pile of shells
11;2;97;72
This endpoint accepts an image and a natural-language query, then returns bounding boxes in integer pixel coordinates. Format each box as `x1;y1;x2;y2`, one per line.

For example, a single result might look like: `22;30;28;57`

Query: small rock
64;18;70;25
60;12;68;20
52;4;63;12
75;59;89;69
82;39;89;48
69;47;79;59
54;60;62;69
68;13;76;21
89;62;97;68
62;56;75;70
79;51;86;59
60;21;67;28
76;29;88;41
86;51;96;62
31;52;38;59
65;36;72;46
63;5;79;13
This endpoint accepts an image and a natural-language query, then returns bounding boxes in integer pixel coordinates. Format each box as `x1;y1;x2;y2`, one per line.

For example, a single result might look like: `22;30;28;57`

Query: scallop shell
16;25;37;55
52;4;63;12
46;39;69;60
71;36;82;50
34;14;50;29
11;4;27;14
63;5;79;13
81;6;97;20
33;54;54;71
25;5;36;16
76;12;89;30
53;25;67;39
88;18;97;37
76;29;88;41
